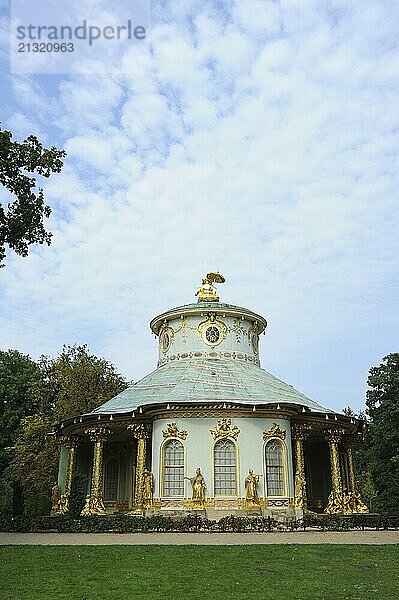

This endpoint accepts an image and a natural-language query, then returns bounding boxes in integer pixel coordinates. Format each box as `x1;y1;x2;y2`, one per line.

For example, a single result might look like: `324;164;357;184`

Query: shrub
1;512;397;534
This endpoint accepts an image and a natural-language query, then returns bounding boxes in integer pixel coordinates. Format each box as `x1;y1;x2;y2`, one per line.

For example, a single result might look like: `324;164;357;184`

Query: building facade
54;273;368;518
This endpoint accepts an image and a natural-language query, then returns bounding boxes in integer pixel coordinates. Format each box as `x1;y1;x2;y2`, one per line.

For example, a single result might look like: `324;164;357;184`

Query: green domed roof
89;357;330;415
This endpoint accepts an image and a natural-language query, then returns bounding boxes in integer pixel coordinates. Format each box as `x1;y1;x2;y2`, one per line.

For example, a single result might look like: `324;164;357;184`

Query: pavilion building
54;274;367;518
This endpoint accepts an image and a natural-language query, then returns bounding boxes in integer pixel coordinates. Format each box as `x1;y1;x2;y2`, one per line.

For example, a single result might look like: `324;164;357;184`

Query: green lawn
0;545;398;600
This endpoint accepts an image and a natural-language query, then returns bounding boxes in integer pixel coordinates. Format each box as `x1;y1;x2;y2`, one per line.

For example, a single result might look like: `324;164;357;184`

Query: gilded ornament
58;435;79;449
185;468;206;507
51;482;61;515
162;422;188;440
292;424;311;511
127;425;151;512
293;472;305;509
81;491;107;516
244;469;263;509
291;423;312;440
142;469;154;509
183;498;216;510
159;321;174;354
198;313;227;347
210;418;240;440
263;423;286;442
247;322;259;354
323;428;346;514
84;426;111;442
325;490;344;514
81;426;109;516
324;428;345;444
127;423;152;439
344;490;369;514
195;272;225;302
229;319;244;343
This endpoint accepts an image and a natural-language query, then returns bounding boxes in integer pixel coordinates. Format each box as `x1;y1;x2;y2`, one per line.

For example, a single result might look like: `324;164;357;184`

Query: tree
365;353;399;513
0;350;41;475
0;127;66;267
8;414;58;516
7;345;128;515
0;350;42;516
342;406;376;508
36;344;128;422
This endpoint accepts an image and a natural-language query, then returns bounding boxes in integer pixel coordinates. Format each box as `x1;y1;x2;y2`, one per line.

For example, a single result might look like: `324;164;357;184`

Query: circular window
205;326;220;344
160;330;172;354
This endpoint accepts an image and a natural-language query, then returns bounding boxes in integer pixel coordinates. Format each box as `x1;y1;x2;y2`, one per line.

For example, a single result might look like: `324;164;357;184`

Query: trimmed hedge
1;512;398;533
303;513;399;531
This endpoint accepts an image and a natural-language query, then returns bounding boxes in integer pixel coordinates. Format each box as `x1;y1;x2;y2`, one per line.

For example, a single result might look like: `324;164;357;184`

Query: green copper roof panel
89;358;330;415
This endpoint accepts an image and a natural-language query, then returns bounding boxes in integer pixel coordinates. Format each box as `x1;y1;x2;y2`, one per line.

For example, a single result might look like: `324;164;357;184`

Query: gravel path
1;530;398;545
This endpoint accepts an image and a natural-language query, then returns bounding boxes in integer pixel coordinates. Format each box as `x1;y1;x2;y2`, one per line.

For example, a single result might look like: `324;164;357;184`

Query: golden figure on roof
195;272;225;302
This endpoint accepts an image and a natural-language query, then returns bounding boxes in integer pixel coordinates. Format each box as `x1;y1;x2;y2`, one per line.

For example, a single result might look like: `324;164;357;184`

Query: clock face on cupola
150;272;267;367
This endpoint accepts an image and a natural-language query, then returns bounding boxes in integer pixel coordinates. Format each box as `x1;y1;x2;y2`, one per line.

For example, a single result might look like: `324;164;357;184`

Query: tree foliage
35;344;128;421
8;414;58;516
365;353;399;513
0;349;41;475
0;127;66;267
3;345;128;516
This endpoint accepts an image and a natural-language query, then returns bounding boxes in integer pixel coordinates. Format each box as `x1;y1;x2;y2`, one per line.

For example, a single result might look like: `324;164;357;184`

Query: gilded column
324;428;344;513
345;435;356;493
60;435;78;513
127;423;152;513
342;434;369;514
81;426;110;516
291;423;311;511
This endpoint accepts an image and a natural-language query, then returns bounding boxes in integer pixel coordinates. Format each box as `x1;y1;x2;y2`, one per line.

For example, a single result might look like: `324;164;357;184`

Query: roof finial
195;272;225;302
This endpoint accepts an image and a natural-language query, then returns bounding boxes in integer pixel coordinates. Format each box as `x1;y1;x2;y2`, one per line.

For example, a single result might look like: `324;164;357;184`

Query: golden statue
195;272;225;302
51;482;60;515
57;494;69;515
143;469;154;508
185;468;206;506
325;489;344;514
293;472;305;508
245;469;262;508
80;491;107;516
343;490;368;514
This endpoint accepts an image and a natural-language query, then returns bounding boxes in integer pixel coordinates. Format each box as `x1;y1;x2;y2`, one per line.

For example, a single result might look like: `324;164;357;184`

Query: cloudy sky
0;0;398;412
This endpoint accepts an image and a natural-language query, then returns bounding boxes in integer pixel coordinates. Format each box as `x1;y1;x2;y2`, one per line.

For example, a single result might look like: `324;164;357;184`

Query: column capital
324;428;345;444
59;435;79;449
85;426;111;443
292;423;312;441
127;423;152;440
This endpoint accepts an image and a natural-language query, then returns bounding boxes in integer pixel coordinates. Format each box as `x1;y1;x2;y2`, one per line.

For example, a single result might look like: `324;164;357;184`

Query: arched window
214;439;237;495
104;457;119;500
265;439;285;496
162;439;184;496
